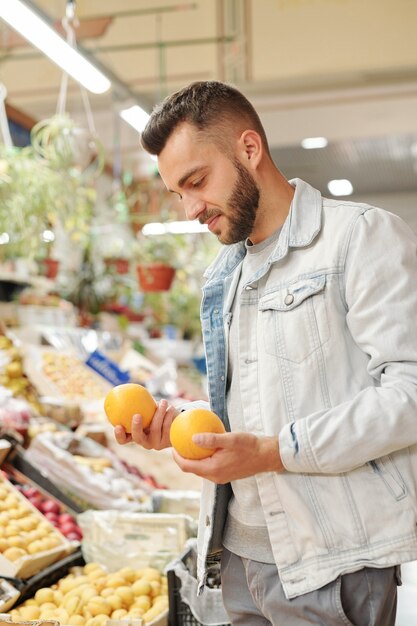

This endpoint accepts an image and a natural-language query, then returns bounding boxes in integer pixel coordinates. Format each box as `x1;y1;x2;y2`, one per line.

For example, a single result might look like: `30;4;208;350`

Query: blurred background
2;0;417;229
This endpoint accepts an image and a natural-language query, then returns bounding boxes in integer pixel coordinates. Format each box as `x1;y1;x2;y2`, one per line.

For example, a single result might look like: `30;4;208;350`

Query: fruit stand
0;318;228;626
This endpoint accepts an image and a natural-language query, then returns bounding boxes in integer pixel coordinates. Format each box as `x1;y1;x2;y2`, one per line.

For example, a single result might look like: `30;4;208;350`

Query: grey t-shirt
223;227;281;563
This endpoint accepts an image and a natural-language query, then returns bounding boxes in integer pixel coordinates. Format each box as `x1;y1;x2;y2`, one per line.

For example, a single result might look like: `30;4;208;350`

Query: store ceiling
1;0;417;199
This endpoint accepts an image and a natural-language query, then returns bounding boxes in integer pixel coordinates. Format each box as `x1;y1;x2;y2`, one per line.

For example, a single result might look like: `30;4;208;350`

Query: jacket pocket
259;274;330;363
368;455;407;500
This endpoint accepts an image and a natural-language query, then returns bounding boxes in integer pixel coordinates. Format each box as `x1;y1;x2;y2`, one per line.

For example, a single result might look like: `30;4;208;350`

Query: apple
59;521;79;535
25;487;41;499
58;513;75;525
40;499;60;515
28;494;44;510
44;511;59;523
65;531;82;541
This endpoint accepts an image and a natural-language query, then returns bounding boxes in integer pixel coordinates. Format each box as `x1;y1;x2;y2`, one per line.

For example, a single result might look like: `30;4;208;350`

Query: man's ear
238;130;263;169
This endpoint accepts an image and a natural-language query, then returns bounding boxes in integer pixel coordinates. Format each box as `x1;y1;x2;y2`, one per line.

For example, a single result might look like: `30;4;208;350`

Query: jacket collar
204;178;323;282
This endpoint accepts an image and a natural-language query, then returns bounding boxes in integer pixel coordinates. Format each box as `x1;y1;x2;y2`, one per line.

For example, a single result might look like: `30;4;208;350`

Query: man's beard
199;160;260;244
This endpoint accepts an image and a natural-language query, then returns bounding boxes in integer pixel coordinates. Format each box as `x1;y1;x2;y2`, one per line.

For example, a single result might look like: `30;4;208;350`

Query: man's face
158;123;260;244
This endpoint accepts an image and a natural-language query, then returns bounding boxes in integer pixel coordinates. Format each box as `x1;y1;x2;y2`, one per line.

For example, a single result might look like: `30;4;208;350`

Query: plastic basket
167;545;229;626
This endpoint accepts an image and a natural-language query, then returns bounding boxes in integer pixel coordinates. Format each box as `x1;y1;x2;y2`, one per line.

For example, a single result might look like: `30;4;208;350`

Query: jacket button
284;293;294;305
205;516;210;527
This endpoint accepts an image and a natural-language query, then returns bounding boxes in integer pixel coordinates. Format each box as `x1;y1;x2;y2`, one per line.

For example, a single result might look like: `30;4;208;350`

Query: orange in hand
170;408;225;460
104;383;157;433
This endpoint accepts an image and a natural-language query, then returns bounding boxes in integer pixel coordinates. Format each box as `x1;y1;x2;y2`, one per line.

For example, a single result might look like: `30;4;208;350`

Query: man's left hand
171;431;284;483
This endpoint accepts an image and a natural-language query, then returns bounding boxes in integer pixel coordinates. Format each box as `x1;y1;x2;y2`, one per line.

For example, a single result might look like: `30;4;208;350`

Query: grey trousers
221;547;398;626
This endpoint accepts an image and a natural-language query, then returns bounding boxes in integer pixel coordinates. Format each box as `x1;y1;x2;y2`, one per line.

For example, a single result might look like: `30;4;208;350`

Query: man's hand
171;431;284;483
113;399;179;450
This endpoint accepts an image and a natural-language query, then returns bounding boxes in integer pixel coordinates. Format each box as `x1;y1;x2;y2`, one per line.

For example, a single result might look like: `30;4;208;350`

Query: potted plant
134;233;186;292
0;138;96;264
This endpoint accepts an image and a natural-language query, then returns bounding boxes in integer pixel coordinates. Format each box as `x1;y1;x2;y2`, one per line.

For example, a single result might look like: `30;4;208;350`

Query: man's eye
192;178;204;188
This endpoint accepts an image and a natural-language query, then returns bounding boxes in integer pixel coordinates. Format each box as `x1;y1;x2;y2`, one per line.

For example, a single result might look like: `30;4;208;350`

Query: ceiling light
120;105;150;133
301;137;328;149
142;221;209;235
327;179;353;196
0;0;111;94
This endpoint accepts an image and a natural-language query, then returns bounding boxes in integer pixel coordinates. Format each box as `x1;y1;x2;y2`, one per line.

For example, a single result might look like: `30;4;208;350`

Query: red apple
65;531;82;541
40;499;60;515
44;511;59;523
58;513;75;525
25;487;41;499
28;494;44;510
59;521;79;535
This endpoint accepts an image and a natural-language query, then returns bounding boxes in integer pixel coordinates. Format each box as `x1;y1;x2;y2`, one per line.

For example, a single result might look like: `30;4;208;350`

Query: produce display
0;334;41;411
11;480;83;542
41;351;107;401
0;475;74;578
7;561;168;625
25;432;153;511
104;383;157;432
170;408;225;459
0;314;207;623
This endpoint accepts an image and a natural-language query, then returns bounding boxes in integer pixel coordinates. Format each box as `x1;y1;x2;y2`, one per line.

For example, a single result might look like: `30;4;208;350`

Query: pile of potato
0;480;65;562
7;562;168;625
41;351;107;401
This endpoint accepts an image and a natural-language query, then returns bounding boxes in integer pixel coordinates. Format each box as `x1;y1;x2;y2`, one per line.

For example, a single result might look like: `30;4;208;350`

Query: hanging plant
31;113;105;182
0;143;96;260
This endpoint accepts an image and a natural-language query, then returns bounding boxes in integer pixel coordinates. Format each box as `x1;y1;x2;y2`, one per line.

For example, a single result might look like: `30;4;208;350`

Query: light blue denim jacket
191;178;417;599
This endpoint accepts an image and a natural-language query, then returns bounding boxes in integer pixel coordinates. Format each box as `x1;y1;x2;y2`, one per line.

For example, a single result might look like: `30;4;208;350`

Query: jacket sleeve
279;207;417;474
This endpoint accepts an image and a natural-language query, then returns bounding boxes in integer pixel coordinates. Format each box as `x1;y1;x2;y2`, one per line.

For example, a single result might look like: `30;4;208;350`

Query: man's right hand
113;399;179;450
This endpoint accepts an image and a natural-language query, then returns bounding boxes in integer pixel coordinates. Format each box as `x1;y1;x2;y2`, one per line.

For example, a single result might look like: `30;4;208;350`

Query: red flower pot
136;263;176;292
104;258;130;274
42;258;60;279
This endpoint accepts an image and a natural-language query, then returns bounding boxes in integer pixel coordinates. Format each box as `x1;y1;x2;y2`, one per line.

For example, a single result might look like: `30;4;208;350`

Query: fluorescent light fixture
120;105;150;133
142;221;209;235
301;137;328;149
0;0;111;94
327;179;353;196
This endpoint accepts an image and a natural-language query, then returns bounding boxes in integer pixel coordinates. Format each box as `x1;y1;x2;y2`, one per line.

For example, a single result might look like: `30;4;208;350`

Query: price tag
85;350;130;386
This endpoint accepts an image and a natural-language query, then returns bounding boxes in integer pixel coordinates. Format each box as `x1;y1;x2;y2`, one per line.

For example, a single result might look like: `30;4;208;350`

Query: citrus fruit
104;383;157;433
169;408;225;460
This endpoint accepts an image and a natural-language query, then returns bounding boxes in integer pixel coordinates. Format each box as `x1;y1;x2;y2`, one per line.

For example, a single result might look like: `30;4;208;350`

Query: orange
169;408;225;460
104;383;157;433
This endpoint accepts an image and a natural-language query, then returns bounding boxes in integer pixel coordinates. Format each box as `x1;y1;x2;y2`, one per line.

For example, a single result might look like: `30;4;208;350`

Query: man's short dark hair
141;80;270;157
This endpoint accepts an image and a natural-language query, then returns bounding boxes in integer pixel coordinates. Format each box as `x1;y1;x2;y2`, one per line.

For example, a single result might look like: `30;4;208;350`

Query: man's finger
192;432;230;448
114;425;130;444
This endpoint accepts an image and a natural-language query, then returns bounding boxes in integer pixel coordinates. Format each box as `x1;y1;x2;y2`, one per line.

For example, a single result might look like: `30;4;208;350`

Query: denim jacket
192;178;417;599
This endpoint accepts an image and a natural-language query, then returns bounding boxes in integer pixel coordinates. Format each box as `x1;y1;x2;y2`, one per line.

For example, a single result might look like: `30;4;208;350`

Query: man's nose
184;197;205;222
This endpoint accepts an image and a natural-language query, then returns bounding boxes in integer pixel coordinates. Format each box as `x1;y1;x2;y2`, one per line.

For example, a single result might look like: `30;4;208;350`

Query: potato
68;615;86;626
132;579;151;596
113;585;134;606
83;562;103;574
86;596;112;617
132;595;151;612
35;587;55;604
2;546;26;561
19;605;41;620
110;609;128;619
104;574;126;588
117;566;136;582
105;594;123;611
